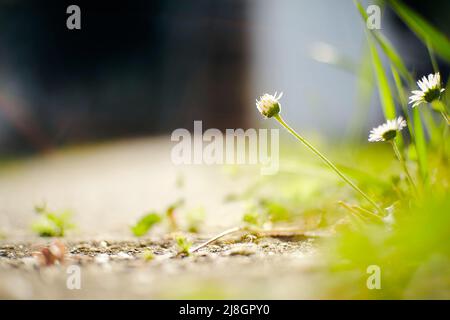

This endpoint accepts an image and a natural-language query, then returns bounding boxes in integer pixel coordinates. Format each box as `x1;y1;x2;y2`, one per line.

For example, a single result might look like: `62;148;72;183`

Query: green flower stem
390;140;418;194
274;114;383;214
440;111;449;125
431;100;449;125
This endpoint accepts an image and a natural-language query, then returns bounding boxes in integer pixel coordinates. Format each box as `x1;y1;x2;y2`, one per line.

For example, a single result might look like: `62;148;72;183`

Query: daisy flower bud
256;92;283;118
258;91;383;213
409;72;445;108
368;117;407;142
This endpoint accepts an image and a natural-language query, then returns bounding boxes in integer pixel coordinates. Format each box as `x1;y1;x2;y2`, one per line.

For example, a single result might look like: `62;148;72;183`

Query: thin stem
189;226;242;253
338;201;368;223
189;226;317;253
390;140;417;194
431;101;449;125
440;111;450;125
351;204;384;221
274;114;383;214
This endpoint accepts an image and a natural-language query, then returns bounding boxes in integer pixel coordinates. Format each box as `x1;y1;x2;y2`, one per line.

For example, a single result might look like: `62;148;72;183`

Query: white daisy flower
368;117;407;142
256;92;283;118
409;72;445;108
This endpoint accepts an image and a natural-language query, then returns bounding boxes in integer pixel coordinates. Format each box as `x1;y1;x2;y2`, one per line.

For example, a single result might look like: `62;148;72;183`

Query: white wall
249;0;380;136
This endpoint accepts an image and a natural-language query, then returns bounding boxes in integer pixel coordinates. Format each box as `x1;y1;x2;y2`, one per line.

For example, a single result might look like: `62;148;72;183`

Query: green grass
389;0;450;63
313;0;450;298
325;192;450;299
367;32;397;121
11;0;449;300
245;1;450;298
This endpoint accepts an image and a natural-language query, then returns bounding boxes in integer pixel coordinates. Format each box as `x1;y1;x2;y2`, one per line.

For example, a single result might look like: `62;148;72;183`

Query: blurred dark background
386;0;450;75
0;0;249;154
0;0;448;155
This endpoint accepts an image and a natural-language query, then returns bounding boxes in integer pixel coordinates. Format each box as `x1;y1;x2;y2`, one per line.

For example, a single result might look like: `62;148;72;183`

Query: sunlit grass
244;0;450;298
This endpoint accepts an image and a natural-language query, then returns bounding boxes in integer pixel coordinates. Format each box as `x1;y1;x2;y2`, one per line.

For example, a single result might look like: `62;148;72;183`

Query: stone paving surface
0;137;322;299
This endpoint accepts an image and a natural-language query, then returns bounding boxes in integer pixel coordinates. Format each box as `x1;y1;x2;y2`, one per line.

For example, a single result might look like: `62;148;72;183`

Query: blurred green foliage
325;193;450;299
32;203;75;237
186;206;206;233
131;199;205;236
176;235;192;256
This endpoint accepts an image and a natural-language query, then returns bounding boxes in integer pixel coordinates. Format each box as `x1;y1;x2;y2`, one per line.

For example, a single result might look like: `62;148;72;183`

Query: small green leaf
242;211;260;226
32;205;75;237
262;201;291;223
142;250;155;261
175;235;192;255
131;212;161;237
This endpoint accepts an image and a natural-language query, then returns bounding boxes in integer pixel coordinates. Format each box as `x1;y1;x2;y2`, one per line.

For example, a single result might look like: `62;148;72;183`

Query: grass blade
391;66;413;147
412;108;428;182
389;0;450;63
347;45;375;140
367;33;397;120
354;0;413;84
